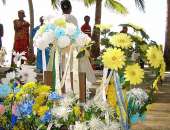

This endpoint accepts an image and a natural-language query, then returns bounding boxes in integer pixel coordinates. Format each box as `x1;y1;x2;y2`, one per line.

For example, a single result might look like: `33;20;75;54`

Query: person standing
0;23;3;49
13;10;30;61
81;16;91;37
32;16;50;73
60;0;96;96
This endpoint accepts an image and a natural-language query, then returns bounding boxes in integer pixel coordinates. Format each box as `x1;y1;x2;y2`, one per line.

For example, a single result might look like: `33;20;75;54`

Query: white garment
63;13;96;83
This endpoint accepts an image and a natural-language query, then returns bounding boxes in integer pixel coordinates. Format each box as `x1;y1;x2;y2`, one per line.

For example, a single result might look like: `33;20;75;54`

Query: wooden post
44;71;53;86
79;72;86;103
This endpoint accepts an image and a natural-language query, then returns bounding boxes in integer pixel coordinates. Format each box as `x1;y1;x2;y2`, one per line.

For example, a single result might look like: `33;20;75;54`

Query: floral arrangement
0;21;166;130
95;23;165;129
34;17;91;55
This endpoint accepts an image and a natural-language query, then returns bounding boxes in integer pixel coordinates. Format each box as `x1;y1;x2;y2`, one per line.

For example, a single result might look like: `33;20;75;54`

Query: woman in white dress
60;0;96;94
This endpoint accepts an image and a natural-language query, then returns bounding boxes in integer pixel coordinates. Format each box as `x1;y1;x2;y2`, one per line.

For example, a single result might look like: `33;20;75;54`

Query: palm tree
51;0;145;57
84;0;145;57
164;0;170;70
28;0;34;54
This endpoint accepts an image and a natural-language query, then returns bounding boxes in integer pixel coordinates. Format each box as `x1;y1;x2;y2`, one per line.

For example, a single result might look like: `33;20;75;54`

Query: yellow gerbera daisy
146;46;163;68
124;63;144;85
110;33;132;49
102;48;125;70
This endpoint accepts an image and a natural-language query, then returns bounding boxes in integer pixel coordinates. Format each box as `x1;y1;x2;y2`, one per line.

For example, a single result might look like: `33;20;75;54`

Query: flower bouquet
94;23;165;129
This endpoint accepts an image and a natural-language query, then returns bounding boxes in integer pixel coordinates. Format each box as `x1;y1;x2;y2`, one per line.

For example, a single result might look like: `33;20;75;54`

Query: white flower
88;117;105;130
66;23;76;36
1;71;16;84
13;51;27;67
127;88;148;107
51;106;71;120
104;122;120;130
76;33;91;47
59;92;77;108
42;31;56;44
16;65;36;83
74;122;88;130
57;35;71;48
34;31;55;50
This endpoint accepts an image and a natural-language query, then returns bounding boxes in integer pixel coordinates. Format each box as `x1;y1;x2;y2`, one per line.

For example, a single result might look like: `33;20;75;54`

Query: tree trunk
28;0;34;54
164;0;170;71
91;0;102;58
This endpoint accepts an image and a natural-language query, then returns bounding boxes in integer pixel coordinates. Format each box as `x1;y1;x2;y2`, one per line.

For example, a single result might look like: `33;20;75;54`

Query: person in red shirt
81;15;91;37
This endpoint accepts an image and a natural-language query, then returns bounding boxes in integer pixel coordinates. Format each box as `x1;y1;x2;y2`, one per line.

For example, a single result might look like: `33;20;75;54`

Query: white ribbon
42;50;47;71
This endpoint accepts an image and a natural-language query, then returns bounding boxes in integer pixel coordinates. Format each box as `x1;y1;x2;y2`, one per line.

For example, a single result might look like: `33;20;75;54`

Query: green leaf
51;0;60;9
105;0;128;14
76;50;85;58
83;0;96;7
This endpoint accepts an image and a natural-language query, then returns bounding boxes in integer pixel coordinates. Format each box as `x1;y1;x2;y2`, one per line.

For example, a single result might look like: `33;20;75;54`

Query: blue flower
0;84;11;98
13;82;18;88
54;28;65;38
17;100;34;117
48;92;62;101
130;113;139;124
45;24;56;32
11;114;18;127
40;111;52;123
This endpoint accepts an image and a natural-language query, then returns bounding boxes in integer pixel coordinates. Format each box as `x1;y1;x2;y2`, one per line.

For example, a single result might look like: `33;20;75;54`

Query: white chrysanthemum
74;122;88;130
104;122;121;130
59;93;77;108
1;71;16;84
51;106;71;120
16;65;36;83
88;117;105;130
13;51;27;67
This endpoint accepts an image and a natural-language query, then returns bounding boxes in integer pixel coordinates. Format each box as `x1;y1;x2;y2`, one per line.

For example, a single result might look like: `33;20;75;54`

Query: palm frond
134;0;145;12
51;0;60;9
83;0;96;7
105;0;128;14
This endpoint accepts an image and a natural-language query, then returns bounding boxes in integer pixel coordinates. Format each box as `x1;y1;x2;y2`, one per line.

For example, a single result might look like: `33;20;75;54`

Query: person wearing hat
12;10;30;65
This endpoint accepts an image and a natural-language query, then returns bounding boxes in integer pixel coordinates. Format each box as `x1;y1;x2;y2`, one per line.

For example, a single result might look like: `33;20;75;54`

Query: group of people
0;0;93;71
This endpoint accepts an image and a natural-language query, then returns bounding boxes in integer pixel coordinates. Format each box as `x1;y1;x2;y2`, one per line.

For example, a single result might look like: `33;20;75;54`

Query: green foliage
51;0;60;9
105;0;128;14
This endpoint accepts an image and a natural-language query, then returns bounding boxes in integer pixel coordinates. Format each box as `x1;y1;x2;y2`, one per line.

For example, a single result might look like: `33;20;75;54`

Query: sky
0;0;167;65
